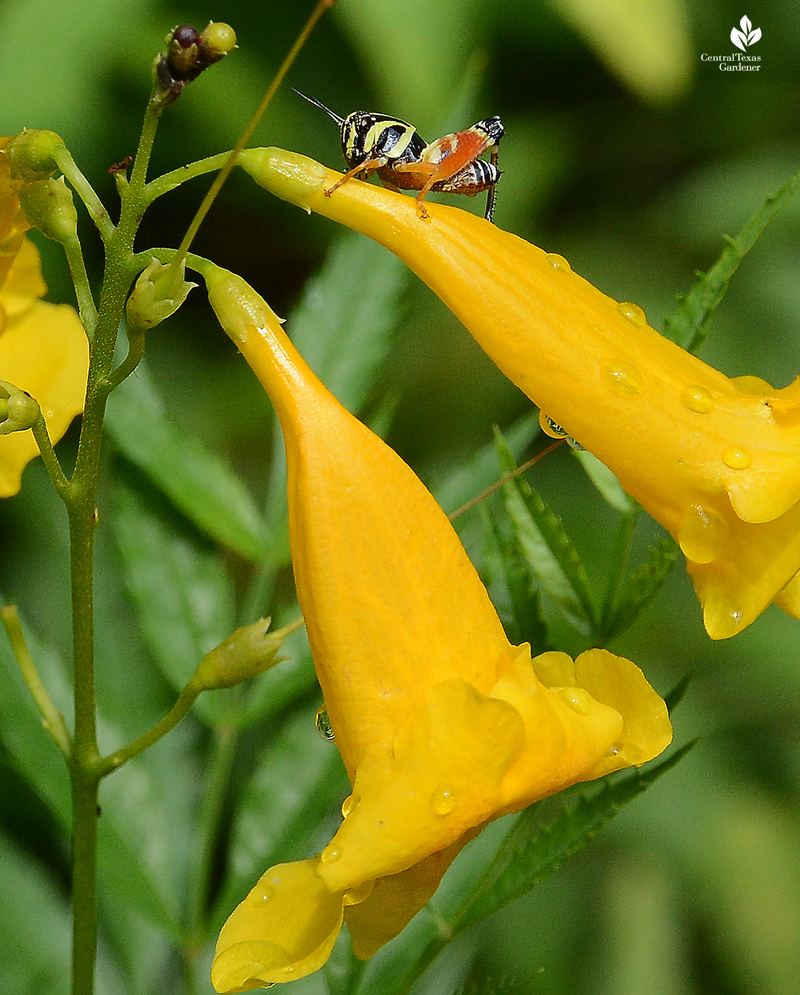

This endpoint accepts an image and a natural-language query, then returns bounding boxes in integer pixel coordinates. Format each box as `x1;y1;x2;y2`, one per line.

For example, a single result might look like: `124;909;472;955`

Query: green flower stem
66;92;166;995
31;414;72;500
55;147;114;244
98;683;201;777
0;605;72;759
62;233;98;340
104;324;146;390
143;152;232;205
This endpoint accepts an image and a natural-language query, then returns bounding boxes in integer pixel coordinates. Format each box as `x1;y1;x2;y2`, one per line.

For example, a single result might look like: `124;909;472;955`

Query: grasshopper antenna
291;88;344;125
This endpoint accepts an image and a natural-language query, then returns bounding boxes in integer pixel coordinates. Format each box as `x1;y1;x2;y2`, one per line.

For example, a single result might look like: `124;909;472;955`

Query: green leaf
479;503;548;653
111;475;237;726
574;450;633;514
601;534;680;643
663;165;800;352
449;742;695;936
106;361;266;561
0;828;72;995
495;428;596;634
288;229;409;417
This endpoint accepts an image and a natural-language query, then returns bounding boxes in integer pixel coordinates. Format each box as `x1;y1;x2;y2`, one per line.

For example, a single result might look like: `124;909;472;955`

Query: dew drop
315;705;335;743
559;687;591;715
606;742;623;757
258;883;276;902
567;436;585;451
722;447;753;470
283;966;296;977
430;787;457;816
341;793;361;818
704;595;745;639
540;412;569;438
546;252;571;272
617;301;646;327
602;361;643;396
320;843;342;864
680;384;713;413
677;504;728;563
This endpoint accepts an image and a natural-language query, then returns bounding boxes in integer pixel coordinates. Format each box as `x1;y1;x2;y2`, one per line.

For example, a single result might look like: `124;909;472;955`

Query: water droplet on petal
678;504;728;563
320;843;342;864
559;687;591;715
704;595;745;639
606;742;623;757
341;793;361;818
258;883;276;902
681;384;713;413
567;436;585;451
617;301;646;327
540;412;569;438
430;787;457;816
546;252;571;272
283;966;296;976
603;361;643;396
315;705;335;743
722;447;752;470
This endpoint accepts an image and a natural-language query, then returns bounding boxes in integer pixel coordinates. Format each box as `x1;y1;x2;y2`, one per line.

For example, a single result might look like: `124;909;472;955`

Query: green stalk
66;91;164;995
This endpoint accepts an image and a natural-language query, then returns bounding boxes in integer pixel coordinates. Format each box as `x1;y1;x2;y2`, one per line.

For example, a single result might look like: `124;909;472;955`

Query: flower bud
16;176;78;244
4;130;65;182
190;617;303;692
155;21;236;101
0;380;40;434
126;258;197;330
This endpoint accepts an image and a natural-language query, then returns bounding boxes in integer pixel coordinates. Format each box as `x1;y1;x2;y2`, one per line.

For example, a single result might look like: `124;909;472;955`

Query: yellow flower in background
206;265;672;990
0;138;88;497
239;148;800;640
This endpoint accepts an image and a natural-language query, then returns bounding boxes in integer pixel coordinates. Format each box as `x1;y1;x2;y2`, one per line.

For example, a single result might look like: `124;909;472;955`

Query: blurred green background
2;0;800;993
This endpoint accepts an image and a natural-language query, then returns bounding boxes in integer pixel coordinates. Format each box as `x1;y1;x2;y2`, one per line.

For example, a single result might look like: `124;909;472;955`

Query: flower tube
205;263;671;990
238;148;800;640
0;138;88;496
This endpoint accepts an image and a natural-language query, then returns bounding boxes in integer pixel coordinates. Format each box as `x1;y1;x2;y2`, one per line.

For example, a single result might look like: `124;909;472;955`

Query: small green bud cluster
155;22;237;103
4;131;77;244
0;380;40;434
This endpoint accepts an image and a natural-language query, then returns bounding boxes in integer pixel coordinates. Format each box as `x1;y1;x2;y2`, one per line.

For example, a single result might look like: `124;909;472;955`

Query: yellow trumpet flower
0;138;88;496
238;148;800;640
205;264;672;990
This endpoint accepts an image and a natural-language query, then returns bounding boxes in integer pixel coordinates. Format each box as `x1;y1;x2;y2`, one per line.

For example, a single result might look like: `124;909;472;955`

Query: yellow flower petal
0;297;88;497
240;148;800;638
207;264;673;984
206;267;512;776
212;858;345;991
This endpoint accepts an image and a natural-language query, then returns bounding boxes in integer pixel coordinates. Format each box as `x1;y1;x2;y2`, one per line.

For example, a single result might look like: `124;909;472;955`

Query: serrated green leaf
495;429;596;634
600;535;680;643
663;166;800;352
111;476;237;726
479;503;548;653
106;361;266;561
450;743;694;936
